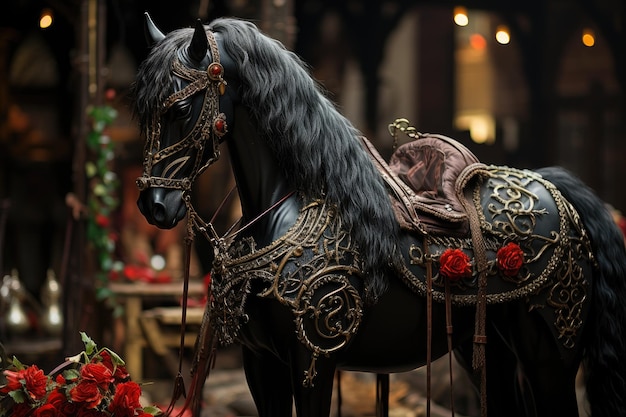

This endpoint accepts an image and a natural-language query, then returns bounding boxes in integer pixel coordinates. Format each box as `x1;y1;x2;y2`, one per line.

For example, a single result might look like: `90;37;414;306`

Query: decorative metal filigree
400;166;594;351
209;200;363;385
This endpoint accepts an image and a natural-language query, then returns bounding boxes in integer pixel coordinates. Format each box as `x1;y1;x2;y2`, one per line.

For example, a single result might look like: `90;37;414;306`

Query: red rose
70;380;103;408
9;403;31;417
23;365;49;400
75;408;103;417
80;363;114;389
496;242;524;277
97;351;130;382
108;381;142;416
439;248;472;282
32;403;61;417
47;389;77;415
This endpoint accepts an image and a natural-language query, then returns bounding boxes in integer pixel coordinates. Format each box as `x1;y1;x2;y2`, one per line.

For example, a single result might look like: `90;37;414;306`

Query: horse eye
172;100;192;120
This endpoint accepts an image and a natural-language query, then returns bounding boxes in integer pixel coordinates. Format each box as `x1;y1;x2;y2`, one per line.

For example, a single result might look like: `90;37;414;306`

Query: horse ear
144;12;165;45
188;19;208;63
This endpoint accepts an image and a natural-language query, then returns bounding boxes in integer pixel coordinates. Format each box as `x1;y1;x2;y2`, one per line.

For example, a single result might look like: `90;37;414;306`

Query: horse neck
226;106;295;227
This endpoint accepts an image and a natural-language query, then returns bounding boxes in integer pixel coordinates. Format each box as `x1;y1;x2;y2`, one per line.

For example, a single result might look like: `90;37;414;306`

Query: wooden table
108;281;205;381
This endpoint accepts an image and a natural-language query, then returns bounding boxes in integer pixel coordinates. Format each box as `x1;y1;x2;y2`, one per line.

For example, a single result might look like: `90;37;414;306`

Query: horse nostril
152;201;167;223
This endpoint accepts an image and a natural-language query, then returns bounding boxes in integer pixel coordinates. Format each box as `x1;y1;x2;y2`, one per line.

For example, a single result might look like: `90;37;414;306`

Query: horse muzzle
137;187;187;229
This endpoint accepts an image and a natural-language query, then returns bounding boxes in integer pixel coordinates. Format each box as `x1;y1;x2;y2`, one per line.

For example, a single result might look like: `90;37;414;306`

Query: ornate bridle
136;29;228;194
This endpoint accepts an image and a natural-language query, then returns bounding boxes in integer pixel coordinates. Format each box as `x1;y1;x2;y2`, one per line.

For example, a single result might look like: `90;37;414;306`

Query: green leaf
96;286;114;299
80;332;97;356
8;389;26;403
11;357;25;370
62;368;80;381
103;348;125;366
112;303;125;318
142;405;163;416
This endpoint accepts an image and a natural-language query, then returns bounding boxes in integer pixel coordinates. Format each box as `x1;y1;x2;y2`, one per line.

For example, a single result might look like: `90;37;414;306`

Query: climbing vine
84;104;122;314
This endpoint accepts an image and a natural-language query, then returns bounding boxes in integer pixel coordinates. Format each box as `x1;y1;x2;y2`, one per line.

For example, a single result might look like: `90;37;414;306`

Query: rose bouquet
0;332;161;417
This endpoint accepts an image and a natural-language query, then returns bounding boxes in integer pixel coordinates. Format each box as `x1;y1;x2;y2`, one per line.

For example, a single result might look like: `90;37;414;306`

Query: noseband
136;29;227;193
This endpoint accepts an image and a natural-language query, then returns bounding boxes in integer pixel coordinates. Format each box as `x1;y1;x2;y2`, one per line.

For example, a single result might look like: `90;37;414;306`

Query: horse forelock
133;28;196;131
208;18;401;301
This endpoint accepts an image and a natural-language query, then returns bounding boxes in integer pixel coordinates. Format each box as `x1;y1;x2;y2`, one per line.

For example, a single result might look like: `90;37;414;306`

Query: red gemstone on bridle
208;62;224;80
213;115;227;136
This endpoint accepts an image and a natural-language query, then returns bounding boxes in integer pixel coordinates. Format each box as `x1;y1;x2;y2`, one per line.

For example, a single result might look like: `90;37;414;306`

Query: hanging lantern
41;269;63;335
4;270;30;334
6;298;29;334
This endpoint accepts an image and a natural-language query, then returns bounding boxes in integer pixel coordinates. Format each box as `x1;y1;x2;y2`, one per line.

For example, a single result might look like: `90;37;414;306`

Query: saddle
361;123;486;236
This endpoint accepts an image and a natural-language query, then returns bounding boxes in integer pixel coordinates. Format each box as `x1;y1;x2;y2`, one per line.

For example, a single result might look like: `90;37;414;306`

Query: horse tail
536;166;626;417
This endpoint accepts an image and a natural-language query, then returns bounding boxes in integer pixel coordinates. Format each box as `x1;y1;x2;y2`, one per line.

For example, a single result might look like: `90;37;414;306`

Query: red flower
108;381;142;416
47;389;77;415
10;403;31;417
23;365;49;400
80;363;114;389
496;242;524;277
97;350;130;382
31;403;61;417
1;369;24;393
95;213;110;228
70;380;103;409
123;265;155;282
439;248;472;282
0;332;160;417
2;365;50;400
75;408;103;417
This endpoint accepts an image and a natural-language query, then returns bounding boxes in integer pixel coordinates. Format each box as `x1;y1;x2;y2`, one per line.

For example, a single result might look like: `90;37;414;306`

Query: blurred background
0;0;623;414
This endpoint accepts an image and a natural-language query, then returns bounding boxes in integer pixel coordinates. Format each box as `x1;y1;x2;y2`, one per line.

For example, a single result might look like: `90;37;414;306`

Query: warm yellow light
582;29;595;47
454;6;469;27
455;113;495;145
39;9;53;29
495;25;510;44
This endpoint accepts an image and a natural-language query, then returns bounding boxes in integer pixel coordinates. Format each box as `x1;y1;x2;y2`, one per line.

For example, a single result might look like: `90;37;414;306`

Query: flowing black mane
134;18;401;301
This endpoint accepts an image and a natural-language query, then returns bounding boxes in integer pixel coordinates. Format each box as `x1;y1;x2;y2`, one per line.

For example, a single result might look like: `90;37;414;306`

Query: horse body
133;15;626;417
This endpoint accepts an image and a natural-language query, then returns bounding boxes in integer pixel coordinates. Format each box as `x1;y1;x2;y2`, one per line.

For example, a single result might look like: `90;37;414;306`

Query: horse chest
209;200;365;360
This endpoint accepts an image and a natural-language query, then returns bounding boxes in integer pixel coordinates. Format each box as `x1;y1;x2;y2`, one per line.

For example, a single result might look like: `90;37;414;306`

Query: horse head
134;13;238;229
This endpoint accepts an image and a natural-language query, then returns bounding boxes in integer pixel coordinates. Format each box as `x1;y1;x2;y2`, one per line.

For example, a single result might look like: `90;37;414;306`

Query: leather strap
460;180;489;417
359;136;425;234
444;276;456;417
424;235;433;417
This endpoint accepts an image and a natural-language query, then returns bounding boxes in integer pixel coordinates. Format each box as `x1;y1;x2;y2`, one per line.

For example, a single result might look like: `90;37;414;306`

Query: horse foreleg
290;348;336;417
242;345;294;417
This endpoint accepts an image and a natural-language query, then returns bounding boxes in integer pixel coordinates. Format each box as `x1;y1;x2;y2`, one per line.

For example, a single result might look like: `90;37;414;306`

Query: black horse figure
133;15;626;417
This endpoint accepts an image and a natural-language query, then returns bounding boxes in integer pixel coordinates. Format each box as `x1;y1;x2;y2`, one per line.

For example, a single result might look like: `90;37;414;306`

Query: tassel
164;299;217;416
